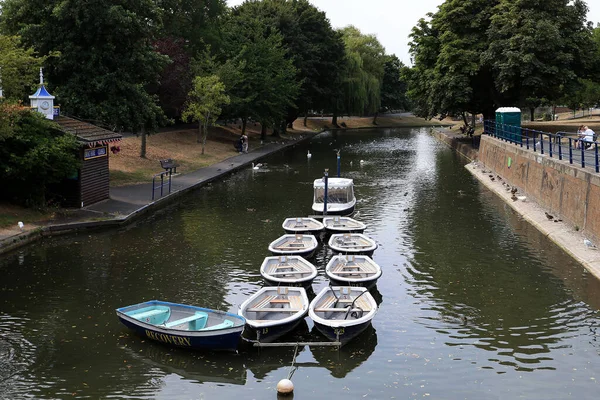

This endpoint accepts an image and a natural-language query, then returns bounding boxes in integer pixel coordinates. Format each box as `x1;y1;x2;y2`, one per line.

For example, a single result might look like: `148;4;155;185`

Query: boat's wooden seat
247;307;302;312
165;312;208;329
270;299;291;303
333;271;371;275
201;319;235;331
131;309;167;320
251;295;276;309
268;271;307;276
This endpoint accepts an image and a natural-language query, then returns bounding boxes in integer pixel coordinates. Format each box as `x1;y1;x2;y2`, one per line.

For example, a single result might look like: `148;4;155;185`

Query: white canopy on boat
313;177;353;189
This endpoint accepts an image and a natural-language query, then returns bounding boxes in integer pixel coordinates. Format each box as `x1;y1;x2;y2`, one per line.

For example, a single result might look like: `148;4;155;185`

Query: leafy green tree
407;0;598;122
0;103;80;206
484;0;598;121
219;14;299;139
0;35;50;102
338;25;386;124
408;0;498;124
182;75;230;154
380;54;409;113
223;0;344;129
157;0;227;56
1;0;168;136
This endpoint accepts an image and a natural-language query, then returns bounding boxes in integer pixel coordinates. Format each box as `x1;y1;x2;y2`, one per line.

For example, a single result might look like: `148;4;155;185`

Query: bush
543;113;552;121
0;104;80;206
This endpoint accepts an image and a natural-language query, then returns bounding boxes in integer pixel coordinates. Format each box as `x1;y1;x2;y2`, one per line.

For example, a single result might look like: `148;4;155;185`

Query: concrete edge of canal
430;126;600;280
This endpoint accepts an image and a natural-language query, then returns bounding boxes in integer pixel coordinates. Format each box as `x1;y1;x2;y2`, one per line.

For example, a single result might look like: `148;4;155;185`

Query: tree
0;103;80;206
407;0;498;123
219;14;299;139
1;0;169;134
153;37;192;120
0;35;50;102
406;0;598;122
157;0;227;56
338;26;386;124
223;0;344;129
380;54;409;113
182;75;230;154
484;0;598;121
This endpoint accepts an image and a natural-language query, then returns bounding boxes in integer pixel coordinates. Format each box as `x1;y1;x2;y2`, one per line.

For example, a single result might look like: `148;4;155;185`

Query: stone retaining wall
479;135;600;243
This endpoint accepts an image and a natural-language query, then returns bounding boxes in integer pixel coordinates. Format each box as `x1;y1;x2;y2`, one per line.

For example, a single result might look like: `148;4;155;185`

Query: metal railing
484;120;600;173
152;171;172;200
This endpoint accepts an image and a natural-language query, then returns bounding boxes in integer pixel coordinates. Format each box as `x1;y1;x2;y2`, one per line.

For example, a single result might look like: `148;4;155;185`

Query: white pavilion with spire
29;68;55;120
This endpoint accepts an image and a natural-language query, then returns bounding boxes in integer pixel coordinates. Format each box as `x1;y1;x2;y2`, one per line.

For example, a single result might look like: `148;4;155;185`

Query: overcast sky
226;0;600;66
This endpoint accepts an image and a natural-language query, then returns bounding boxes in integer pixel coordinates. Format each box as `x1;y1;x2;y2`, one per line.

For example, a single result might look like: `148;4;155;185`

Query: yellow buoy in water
277;378;294;396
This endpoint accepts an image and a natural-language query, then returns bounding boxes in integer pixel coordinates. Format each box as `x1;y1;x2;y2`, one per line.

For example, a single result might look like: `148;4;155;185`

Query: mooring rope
287;343;300;380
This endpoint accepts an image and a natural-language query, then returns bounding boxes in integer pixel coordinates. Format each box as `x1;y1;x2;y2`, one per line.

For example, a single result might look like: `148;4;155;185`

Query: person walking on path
241;133;249;153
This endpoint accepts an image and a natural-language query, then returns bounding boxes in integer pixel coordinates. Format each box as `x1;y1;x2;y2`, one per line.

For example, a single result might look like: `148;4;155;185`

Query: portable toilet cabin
495;107;521;142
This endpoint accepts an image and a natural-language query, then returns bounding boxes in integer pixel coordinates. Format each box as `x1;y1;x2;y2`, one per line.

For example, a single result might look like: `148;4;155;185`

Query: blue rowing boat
116;300;246;351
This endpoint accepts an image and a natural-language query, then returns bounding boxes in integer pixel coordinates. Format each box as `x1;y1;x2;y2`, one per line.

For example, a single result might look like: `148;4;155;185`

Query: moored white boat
239;286;309;342
260;255;317;287
309;286;377;345
312;177;356;215
325;254;382;288
282;217;325;234
322;216;366;234
268;234;319;257
328;233;377;256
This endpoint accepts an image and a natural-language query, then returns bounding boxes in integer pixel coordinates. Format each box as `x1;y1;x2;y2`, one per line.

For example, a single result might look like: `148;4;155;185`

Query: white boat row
282;215;367;234
239;285;377;345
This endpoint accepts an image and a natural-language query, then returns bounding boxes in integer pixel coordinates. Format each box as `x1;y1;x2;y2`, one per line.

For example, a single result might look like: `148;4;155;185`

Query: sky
226;0;600;66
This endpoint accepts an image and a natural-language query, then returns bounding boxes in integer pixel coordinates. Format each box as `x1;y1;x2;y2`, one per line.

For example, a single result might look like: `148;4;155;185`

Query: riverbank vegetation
406;0;600;125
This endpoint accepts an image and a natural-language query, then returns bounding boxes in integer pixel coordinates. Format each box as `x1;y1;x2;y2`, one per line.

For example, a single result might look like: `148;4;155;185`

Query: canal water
1;127;599;399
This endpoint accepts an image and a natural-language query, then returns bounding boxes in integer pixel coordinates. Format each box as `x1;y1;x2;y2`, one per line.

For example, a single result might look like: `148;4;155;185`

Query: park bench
160;158;180;174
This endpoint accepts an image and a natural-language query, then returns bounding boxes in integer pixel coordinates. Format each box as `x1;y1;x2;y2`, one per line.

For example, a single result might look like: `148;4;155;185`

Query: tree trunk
271;121;280;137
242;117;247;135
201;123;207;155
140;127;147;158
261;122;267;141
471;112;476;128
530;107;534;122
332;111;338;127
303;112;308;127
372;112;378;125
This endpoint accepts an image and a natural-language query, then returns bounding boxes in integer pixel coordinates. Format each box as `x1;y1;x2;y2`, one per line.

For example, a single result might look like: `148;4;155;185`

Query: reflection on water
1;127;600;399
310;325;378;378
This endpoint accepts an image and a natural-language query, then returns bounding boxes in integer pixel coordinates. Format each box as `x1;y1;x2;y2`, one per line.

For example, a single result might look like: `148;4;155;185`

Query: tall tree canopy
407;0;599;121
223;0;344;127
380;54;409;113
0;35;48;101
1;0;168;132
219;9;299;136
338;25;386;118
484;0;598;119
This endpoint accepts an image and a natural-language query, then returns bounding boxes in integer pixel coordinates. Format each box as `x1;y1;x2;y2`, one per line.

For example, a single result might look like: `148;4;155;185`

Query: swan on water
307;151;312;159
